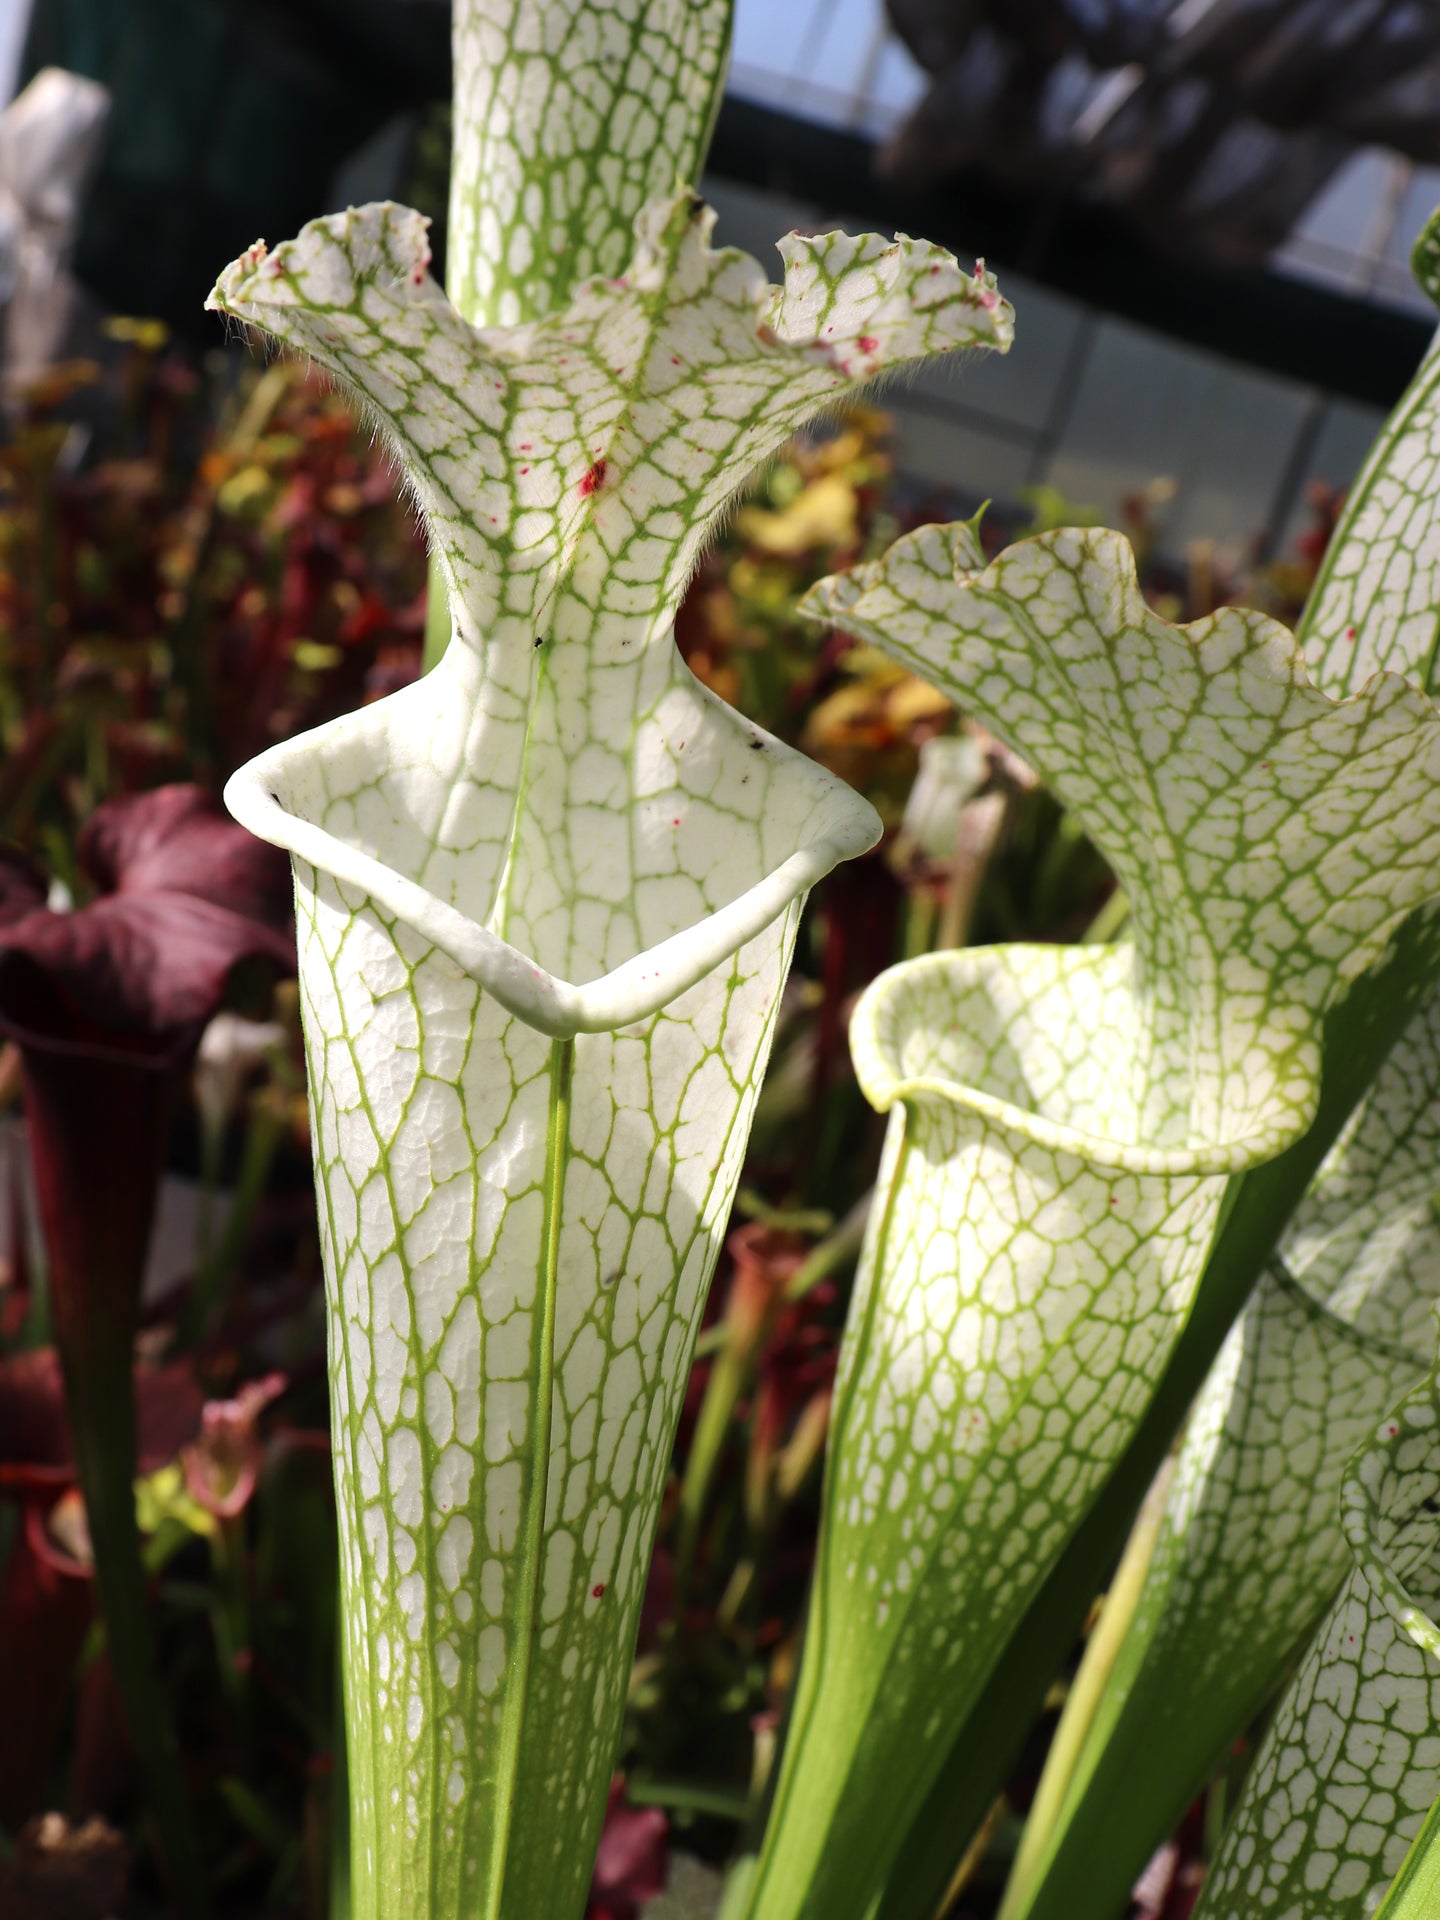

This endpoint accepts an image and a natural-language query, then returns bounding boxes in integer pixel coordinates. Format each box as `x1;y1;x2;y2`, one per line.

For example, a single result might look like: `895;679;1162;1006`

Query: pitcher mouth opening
225;742;880;1043
850;944;1319;1180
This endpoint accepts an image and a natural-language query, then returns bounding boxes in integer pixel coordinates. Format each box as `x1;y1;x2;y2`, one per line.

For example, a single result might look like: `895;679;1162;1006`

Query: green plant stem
691;1200;869;1362
996;1457;1176;1920
180;1095;286;1346
1082;886;1129;944
676;1322;768;1587
627;1775;752;1822
676;1200;868;1581
784;1199;869;1304
1374;1792;1440;1918
932;1797;1006;1920
902;891;938;960
64;1326;211;1915
210;1512;253;1736
869;908;1440;1920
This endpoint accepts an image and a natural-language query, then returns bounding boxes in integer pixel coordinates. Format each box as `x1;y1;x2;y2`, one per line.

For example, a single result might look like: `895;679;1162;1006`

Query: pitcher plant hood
208;195;1017;1026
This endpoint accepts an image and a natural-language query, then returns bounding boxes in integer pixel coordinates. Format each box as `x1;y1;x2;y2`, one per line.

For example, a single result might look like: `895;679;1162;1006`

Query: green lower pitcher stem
63;1332;212;1916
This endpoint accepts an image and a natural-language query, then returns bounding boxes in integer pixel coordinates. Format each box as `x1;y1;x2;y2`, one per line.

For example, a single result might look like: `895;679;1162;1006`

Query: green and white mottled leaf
210;187;1011;1920
994;210;1440;1920
997;983;1440;1920
737;521;1440;1920
1195;1349;1440;1920
849;205;1440;1918
816;519;1440;1064
448;0;733;328
1298;207;1440;700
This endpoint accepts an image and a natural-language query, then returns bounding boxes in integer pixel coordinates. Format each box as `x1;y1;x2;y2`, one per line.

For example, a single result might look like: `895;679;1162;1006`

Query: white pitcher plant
211;2;1011;1913
731;511;1440;1920
206;3;1440;1917
732;212;1440;1920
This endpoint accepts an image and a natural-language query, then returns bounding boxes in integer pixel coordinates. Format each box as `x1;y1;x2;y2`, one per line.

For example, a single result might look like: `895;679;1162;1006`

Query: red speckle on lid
1388;1423;1400;1436
1346;625;1358;641
579;458;607;496
520;466;530;475
592;1583;606;1599
670;355;681;366
859;335;879;354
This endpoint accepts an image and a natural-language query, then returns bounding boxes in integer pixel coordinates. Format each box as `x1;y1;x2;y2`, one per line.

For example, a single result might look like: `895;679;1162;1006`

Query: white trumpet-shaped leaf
998;983;1440;1920
209;190;1011;1920
1196;1349;1440;1920
738;520;1440;1920
817;520;1440;1113
211;197;1010;1035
